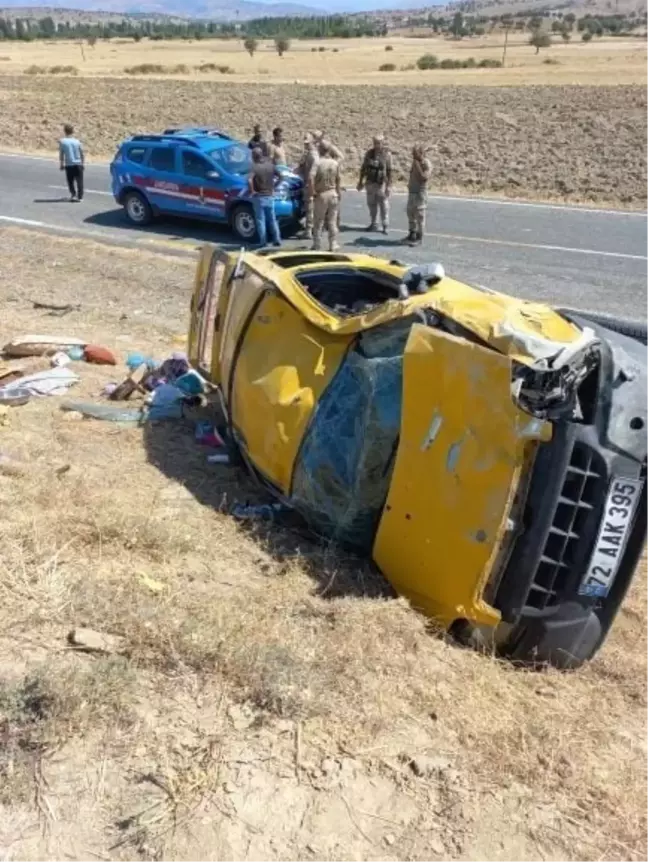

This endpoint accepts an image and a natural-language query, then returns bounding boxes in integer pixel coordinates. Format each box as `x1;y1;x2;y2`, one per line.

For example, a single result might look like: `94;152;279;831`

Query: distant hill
0;0;324;20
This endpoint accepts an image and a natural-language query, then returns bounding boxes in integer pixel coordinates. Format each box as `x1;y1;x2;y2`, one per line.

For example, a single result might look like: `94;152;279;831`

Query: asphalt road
0;152;646;319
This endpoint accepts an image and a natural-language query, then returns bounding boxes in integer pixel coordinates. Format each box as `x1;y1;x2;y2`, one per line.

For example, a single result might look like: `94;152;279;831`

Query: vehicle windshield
208;143;251;176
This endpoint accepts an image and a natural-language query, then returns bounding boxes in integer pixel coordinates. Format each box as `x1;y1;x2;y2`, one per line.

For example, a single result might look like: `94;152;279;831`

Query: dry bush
195;62;234;73
48;65;78;75
124;63;190;75
379;62;397;71
0;659;136;804
23;64;47;74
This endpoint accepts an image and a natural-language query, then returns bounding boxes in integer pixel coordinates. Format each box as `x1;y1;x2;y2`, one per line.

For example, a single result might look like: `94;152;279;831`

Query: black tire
230;203;257;243
123;190;153;226
558;308;648;345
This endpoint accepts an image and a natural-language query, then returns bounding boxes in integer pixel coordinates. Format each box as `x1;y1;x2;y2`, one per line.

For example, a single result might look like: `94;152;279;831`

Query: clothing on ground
253;196;281;247
59;136;84;167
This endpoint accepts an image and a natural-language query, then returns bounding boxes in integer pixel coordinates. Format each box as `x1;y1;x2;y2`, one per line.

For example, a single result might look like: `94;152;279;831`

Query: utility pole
502;23;510;66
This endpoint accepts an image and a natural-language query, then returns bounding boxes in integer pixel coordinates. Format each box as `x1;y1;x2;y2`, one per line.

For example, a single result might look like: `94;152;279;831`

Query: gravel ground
0;75;645;206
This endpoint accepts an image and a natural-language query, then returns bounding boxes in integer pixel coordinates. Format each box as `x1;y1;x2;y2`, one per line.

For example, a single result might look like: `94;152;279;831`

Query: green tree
561;29;571;41
274;36;290;56
450;11;464;37
581;30;593;41
243;36;258;56
38;16;56;37
529;30;551;53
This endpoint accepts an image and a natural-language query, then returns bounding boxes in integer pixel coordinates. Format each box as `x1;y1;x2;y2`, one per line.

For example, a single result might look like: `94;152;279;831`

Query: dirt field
0;227;646;861
0;75;645;206
0;34;646;86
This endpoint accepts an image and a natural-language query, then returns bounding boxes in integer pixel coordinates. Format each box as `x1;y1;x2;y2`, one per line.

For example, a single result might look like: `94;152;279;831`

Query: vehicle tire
123;190;153;226
558;308;647;345
230;203;257;243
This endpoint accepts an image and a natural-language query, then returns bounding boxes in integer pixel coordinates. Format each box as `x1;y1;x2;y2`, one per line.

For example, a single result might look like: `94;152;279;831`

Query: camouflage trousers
312;190;339;251
406;190;427;236
365;182;389;229
303;191;314;236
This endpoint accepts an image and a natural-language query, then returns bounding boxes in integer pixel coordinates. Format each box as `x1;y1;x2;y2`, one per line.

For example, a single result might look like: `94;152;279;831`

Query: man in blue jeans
248;147;281;248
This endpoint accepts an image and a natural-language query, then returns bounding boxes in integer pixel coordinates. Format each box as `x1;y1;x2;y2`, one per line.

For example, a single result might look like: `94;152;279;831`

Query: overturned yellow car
188;247;647;669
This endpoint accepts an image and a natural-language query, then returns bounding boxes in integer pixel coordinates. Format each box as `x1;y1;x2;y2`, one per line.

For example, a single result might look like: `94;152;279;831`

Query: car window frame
149;146;178;173
125;145;149;165
181;149;218;181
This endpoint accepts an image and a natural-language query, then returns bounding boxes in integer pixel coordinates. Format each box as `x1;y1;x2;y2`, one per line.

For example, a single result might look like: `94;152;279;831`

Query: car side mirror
206;171;220;180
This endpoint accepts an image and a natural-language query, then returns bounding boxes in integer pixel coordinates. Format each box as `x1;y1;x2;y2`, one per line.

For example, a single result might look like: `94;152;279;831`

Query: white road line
0;214;199;253
342;223;647;261
0;151;111;167
422;230;647;261
3;151;646;218
48;184;113;196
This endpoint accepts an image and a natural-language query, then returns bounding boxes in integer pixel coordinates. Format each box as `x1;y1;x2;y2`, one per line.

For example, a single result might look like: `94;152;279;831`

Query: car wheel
123;190;152;226
558;308;648;345
230;204;257;243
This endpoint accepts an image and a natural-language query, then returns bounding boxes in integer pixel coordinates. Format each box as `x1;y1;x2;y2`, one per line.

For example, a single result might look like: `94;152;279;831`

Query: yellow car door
373;323;551;629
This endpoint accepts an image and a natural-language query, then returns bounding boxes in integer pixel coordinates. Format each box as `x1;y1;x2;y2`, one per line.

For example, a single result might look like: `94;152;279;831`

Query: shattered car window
290;318;415;551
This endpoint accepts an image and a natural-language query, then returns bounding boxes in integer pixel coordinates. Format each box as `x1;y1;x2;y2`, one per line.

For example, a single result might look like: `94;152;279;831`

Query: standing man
296;134;318;240
269;127;286;166
357;135;392;234
310;140;341;252
248;147;281;248
59;123;84;202
248;123;265;151
313;129;344;230
405;144;431;245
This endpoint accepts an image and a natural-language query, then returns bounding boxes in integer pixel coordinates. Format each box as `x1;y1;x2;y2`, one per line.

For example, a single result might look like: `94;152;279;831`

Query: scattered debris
84;344;117;366
231;502;289;522
147;383;188;421
67;627;128;656
61;401;145;423
409;754;452;778
31;299;81;316
0;386;31;407
195;421;224;447
1;367;79;397
50;351;72;367
207;453;230;465
2;335;86;358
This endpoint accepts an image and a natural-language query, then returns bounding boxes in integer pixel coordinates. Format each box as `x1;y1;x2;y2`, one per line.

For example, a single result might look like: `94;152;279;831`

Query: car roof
124;128;237;152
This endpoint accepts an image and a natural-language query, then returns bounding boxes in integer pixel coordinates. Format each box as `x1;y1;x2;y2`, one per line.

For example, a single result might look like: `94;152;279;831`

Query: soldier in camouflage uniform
405;144;432;245
357;135;392;234
296;134;319;240
310;141;341;252
313;130;344;230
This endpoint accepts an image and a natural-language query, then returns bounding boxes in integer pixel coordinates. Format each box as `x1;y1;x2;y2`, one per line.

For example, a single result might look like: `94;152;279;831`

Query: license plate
579;477;644;598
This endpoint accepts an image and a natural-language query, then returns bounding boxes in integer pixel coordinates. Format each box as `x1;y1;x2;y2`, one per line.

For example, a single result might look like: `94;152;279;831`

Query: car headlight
275;184;288;201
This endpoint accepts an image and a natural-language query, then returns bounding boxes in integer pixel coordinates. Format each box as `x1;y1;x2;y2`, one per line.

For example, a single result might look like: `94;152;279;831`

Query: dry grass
0;75;645;207
0;34;645;85
0;226;646;861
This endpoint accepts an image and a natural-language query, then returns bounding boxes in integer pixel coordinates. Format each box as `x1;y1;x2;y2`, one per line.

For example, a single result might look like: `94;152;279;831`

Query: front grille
526;443;605;610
